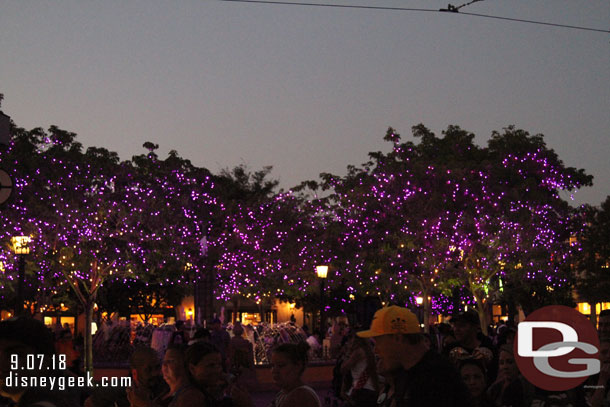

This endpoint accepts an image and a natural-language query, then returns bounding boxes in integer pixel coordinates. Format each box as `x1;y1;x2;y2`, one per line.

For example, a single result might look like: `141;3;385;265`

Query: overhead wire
220;0;438;13
458;10;609;33
218;0;610;34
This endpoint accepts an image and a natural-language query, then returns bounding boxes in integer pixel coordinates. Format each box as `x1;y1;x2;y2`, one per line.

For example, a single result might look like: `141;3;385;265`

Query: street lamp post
415;296;424;328
11;236;31;316
316;265;329;341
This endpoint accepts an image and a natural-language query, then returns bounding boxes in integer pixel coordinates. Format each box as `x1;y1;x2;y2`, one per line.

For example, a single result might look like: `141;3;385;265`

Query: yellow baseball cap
357;305;421;338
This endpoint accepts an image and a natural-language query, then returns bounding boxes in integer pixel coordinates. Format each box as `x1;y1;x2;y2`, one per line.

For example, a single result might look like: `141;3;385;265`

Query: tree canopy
0;119;597;338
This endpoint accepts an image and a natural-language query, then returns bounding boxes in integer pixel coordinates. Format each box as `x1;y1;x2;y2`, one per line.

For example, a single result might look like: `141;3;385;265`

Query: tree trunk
478;306;489;336
84;299;94;376
232;298;240;323
507;300;518;326
472;291;489;336
74;311;79;340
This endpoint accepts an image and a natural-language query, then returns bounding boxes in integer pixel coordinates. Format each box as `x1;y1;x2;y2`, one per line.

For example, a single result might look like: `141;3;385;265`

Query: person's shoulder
232;336;249;345
487;379;503;394
18;389;79;407
409;352;470;395
86;386;129;407
284;386;320;407
420;349;454;369
175;387;207;407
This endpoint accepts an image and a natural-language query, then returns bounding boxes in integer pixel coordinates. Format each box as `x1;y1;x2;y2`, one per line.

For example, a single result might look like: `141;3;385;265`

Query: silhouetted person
209;319;230;372
340;335;379;407
0;317;79;407
186;341;252;407
159;345;205;407
228;324;257;391
87;345;167;407
358;306;471;407
443;311;494;366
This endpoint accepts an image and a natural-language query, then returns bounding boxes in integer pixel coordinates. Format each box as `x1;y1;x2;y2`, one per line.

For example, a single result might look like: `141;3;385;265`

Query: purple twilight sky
1;1;608;206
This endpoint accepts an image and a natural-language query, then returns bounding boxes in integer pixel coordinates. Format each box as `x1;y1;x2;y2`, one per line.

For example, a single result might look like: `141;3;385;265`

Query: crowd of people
0;316;318;407
328;308;610;407
1;308;609;407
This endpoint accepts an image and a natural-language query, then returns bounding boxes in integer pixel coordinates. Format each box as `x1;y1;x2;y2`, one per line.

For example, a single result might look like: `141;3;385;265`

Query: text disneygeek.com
5;371;131;391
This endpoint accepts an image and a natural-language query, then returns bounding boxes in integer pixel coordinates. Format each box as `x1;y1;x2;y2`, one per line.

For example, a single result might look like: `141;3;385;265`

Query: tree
0;128;218;373
308;127;473;331
0;126;135;373
574;196;610;326
484;127;591;317
212;166;322;311
122;143;217;299
314;125;591;333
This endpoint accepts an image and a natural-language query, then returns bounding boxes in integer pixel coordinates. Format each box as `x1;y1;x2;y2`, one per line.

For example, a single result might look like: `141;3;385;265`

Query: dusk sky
1;1;608;206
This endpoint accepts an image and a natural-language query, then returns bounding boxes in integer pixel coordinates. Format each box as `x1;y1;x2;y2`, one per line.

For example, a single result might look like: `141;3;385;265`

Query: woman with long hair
487;344;534;407
156;345;206;407
340;335;379;407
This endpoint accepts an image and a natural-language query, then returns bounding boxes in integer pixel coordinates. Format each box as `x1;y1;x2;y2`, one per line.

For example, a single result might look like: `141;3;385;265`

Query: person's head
357;306;424;373
333;319;348;335
503;326;517;345
350;335;378;376
161;345;188;389
498;344;519;381
270;342;310;389
210;318;222;332
0;317;56;400
450;311;480;344
129;346;162;390
188;328;211;345
233;323;244;337
186;341;223;388
459;359;488;399
599;310;610;336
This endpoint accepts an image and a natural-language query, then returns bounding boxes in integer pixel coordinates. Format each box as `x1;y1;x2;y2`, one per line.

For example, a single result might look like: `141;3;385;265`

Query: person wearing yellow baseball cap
357;305;472;407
